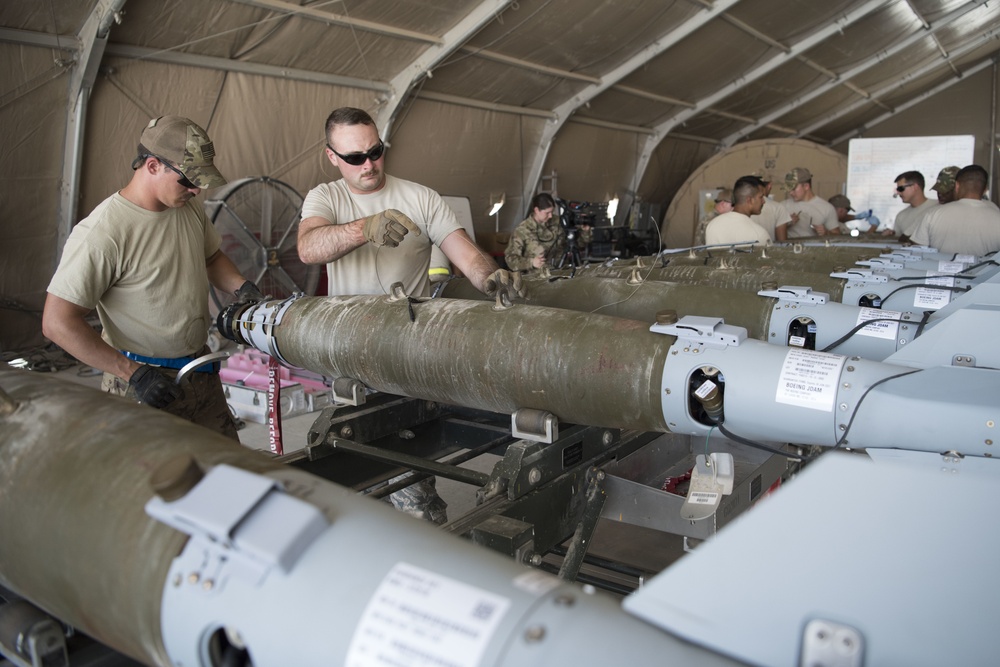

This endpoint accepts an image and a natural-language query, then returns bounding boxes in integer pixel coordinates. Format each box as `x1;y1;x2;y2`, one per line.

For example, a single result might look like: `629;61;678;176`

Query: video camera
555;198;601;233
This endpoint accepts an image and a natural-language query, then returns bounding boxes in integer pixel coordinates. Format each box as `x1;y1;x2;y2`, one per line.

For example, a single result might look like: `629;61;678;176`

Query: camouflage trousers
388;473;449;525
102;368;240;442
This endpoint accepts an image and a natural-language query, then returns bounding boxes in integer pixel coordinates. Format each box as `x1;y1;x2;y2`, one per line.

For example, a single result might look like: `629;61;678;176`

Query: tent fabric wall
385;98;544;244
831;66;998;168
1;43;71;353
544;121;643;206
660;139;849;249
639;136;720;214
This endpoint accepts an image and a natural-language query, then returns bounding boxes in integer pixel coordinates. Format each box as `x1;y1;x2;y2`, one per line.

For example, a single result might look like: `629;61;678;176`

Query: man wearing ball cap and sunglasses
44;116;262;440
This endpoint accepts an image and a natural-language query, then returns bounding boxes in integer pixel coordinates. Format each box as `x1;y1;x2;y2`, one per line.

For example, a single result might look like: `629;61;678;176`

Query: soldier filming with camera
504;192;592;272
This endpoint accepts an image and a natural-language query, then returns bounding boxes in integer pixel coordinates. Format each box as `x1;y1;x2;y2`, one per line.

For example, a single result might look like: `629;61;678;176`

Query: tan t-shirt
893;199;937;237
301;175;463;296
751;199;791;242
705;211;771;246
909;198;1000;255
47;194;219;357
782;196;840;238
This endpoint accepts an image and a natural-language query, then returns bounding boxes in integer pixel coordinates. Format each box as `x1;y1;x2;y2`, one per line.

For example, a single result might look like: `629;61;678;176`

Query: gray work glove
484;269;526;298
129;365;183;409
235;280;266;304
362;209;421;248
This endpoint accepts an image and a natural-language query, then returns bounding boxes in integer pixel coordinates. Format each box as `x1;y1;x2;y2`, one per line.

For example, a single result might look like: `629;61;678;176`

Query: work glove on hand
234;280;266;304
362;209;421;248
128;365;183;409
484;269;526;298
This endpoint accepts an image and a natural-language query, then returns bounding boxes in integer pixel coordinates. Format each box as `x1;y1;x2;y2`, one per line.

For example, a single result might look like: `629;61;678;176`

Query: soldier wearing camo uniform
43;116;263;441
505;192;592;271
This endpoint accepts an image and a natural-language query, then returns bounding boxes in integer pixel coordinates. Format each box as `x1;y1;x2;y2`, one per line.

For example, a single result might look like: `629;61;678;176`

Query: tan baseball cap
784;167;813;190
829;194;853;211
138;116;227;189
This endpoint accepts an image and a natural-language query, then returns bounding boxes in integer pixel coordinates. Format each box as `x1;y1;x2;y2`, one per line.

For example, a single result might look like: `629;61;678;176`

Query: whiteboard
846;135;974;230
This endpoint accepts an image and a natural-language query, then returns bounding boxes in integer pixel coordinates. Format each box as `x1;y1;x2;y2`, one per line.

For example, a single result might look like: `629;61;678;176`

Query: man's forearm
42;296;139;381
467;253;501;293
206;250;248;294
298;217;367;264
440;229;500;294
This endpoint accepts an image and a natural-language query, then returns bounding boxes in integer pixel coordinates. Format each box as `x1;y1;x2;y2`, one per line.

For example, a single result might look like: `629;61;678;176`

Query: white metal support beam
568;116;657;136
718;0;985;147
796;26;1000;139
57;0;128;257
457;46;601;84
830;57;995;145
375;0;512;139
0;27;79;50
630;0;885;208
103;43;389;91
521;0;742;213
415;90;554;119
228;0;442;44
414;91;705;141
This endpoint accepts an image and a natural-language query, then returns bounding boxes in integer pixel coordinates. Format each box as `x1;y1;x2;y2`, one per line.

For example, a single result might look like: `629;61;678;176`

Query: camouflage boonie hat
931;165;960;192
138;116;227;189
829;194;853;211
784;167;812;190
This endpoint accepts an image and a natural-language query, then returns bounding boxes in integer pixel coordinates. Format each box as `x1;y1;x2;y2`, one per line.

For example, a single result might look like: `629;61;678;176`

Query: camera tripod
556;228;583;275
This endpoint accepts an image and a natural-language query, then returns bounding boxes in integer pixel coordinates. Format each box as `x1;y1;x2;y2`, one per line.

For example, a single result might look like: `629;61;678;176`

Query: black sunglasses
327;140;385;166
895;183;913;193
153;156;198;189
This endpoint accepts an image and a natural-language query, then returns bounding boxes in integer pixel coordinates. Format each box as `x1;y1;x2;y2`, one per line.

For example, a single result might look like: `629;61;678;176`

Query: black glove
235;280;266;304
128;365;183;409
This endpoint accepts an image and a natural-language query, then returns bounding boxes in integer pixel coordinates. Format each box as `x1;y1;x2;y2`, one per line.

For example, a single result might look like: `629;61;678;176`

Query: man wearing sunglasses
891;171;935;244
298;107;517;302
298;107;522;524
43;116;262;440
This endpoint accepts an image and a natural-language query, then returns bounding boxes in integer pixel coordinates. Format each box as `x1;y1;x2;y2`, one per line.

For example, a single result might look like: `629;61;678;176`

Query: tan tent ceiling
3;0;1000;349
